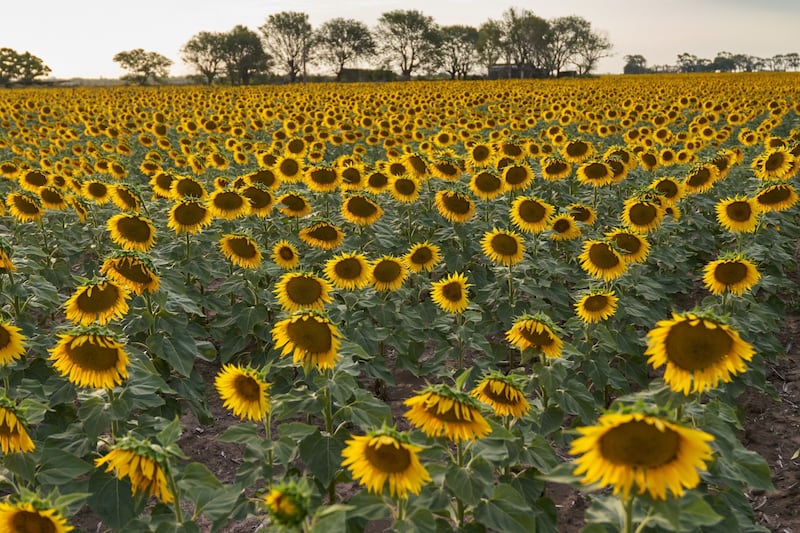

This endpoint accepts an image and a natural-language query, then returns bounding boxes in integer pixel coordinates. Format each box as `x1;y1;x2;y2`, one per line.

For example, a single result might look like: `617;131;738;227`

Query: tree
314;18;375;81
374;10;439;80
259;11;313;83
0;48;50;86
438;25;479;79
221;25;271;85
112;49;172;85
785;52;800;71
623;54;649;74
541;16;587;76
476;19;508;72
572;30;612;75
181;31;227;84
502;8;550;75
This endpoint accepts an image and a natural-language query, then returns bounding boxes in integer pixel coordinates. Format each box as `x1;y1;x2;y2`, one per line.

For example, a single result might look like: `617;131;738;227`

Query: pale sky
4;0;800;79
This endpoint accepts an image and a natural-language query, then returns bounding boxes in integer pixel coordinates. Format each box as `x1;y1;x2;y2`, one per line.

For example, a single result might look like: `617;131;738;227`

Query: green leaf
473;483;538;533
299;430;345;487
649;492;724;530
391;507;440;533
147;333;195;377
36;449;93;486
310;504;353;533
445;466;485;507
157;416;183;447
87;470;141;530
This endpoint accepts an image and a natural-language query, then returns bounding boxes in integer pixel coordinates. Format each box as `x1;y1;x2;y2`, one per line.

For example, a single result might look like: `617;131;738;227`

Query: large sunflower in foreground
215;364;270;421
64;279;130;326
430;272;471;314
715;196;760;233
574;289;619;323
579;240;627;282
0;500;72;533
703;254;760;296
0;402;35;454
481;228;525;266
272;311;341;371
324;252;372;290
341;426;431;499
6;192;43;223
404;384;492;442
49;329;129;389
0;320;27;365
95;436;174;503
275;272;332;312
219;233;262;269
404;242;442;273
570;411;714;500
106;213;156;252
645;311;755;394
506;313;563;359
470;371;531;418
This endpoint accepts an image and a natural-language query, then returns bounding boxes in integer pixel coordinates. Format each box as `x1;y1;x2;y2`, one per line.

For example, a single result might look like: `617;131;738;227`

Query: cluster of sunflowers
0;72;798;531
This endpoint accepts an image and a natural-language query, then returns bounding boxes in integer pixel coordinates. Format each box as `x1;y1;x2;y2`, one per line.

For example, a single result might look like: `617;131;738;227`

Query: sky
4;0;800;79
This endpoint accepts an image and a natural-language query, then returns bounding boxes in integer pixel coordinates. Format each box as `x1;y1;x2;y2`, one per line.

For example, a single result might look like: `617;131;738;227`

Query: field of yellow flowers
0;73;798;532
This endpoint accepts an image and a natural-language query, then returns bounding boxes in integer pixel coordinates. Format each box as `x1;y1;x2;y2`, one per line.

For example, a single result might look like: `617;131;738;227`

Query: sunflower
263;480;310;528
275;272;332;312
576;161;615;187
466;142;496;169
82;180;113;204
575;289;619;323
434;190;475;223
562;139;595;163
365;170;390;194
38;185;68;210
298;222;344;250
502;164;534;190
208;189;249;220
106;213;156;252
470;371;531;418
716;196;760;233
469;170;505;200
341;426;431;499
94;436;174;503
579;240;627;282
0;500;72;532
754;182;798;212
605;228;650;264
703;254;760;296
481;228;525;266
247;168;280;190
341;194;383;226
370;256;408;292
272;240;300;270
64;279;130;326
306;166;341;193
683;163;719;194
570;411;714;500
170;175;207;200
100;253;160;295
111;185;140;212
509;196;554;234
149;172;175;199
167;199;213;234
506;313;563;359
649;177;684;205
220;233;262;269
338;163;366;191
272;310;340;371
0;320;27;365
214;364;270;421
549;214;581;241
430;272;470;314
622;195;665;234
0;245;15;273
568;203;596;226
0;403;35;454
324;252;372;290
404;242;442;273
540;156;572;181
389;175;420;203
277;192;312;218
6;191;43;223
49;329;129;389
645;310;755;394
404;384;491;442
752;147;795;180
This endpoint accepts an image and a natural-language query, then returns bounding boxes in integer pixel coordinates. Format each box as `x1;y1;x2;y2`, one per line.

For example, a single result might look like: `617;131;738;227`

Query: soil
72;317;800;533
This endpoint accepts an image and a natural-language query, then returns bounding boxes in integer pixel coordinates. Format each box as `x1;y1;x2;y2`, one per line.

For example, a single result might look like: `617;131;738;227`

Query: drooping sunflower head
574;289;619;324
110;185;141;212
341;426;432;499
100;252;160;295
510;196;554;234
48;327;129;389
430;271;471;314
506;313;563;359
0;401;35;454
0;498;73;533
579;240;627;282
570;410;714;500
106;213;156;252
277;192;312;218
94;435;174;503
275;272;332;312
715;195;760;233
568;203;597;226
342;194;384;226
754;182;798;212
271;240;300;270
470;371;531;418
6;191;44;223
298;221;344;250
404;384;492;442
702;253;760;296
272;310;341;371
434;190;475;223
324;251;372;290
220;233;262;269
683;163;720;194
370;256;408;292
214;364;270;421
64;279;130;326
404;242;442;273
481;228;525;267
645;310;756;394
0;319;27;366
38;185;68;210
167;199;213;235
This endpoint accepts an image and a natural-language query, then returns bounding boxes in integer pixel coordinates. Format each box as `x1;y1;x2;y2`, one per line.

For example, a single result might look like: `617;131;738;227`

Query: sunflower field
0;72;798;532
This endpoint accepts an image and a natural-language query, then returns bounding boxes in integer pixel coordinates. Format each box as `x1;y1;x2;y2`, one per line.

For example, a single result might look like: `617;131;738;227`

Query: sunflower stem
622;495;635;533
264;411;274;489
166;461;184;525
36;218;51;260
396;496;406;522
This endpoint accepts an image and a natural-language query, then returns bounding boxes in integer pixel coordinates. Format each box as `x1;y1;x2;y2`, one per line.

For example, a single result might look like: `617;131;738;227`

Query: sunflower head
271;240;300;270
220;233;262;269
48;326;129;389
506;313;563;359
324;252;372;290
64;278;130;326
470;371;531;418
94;434;176;503
574;289;619;324
404;242;442;273
263;479;311;527
404;383;492;442
272;310;341;371
0;494;73;533
702;252;760;296
430;271;471;314
0;398;36;454
481;228;525;266
0;319;27;366
215;364;270;421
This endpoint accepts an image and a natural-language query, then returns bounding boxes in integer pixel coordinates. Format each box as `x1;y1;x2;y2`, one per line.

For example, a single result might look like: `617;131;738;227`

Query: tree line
116;8;613;85
0;48;51;86
624;51;800;74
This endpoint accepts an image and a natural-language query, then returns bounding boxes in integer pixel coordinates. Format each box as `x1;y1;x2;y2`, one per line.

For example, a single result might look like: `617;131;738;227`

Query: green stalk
264;410;274;489
622;495;634;533
165;462;184;524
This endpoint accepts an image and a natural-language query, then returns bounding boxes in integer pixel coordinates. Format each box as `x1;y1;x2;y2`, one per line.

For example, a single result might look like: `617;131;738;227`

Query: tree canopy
0;48;51;86
112;49;172;85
